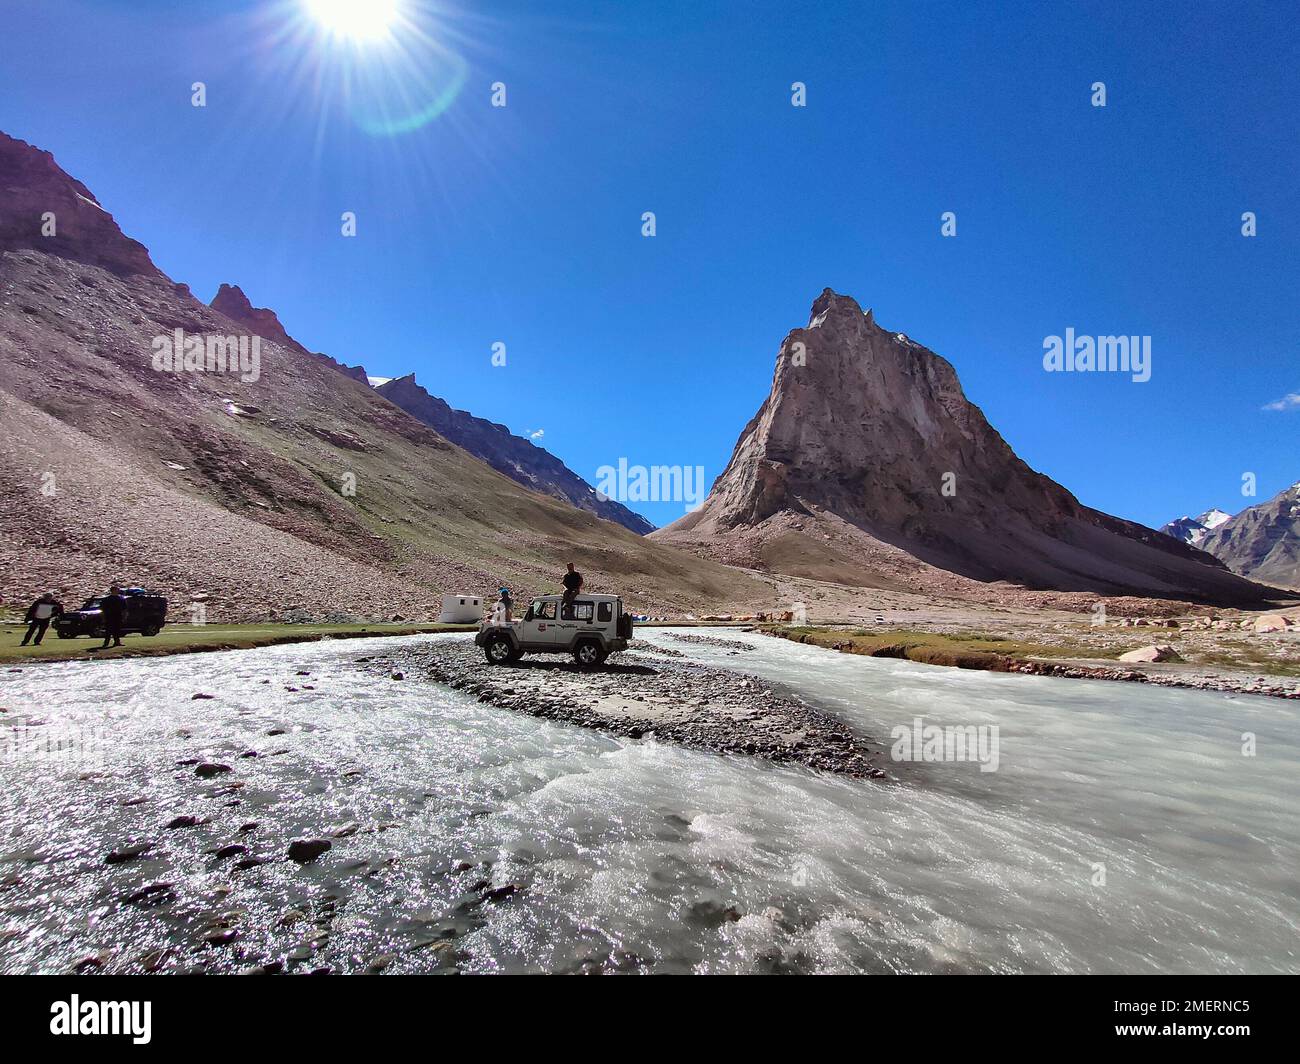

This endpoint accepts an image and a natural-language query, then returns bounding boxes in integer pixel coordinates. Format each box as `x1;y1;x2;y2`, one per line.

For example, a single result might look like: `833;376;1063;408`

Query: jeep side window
597;602;613;623
563;601;594;622
535;601;556;621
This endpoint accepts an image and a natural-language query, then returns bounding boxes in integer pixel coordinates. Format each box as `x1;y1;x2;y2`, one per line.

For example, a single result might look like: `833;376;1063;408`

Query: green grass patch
762;625;1123;666
1196;648;1300;678
0;622;474;665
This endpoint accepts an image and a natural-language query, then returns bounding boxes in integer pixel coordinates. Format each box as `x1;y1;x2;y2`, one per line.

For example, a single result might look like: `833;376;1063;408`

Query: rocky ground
367;640;890;779
766;610;1300;700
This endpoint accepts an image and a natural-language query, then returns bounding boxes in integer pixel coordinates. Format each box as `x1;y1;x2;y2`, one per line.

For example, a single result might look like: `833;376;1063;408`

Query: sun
302;0;403;42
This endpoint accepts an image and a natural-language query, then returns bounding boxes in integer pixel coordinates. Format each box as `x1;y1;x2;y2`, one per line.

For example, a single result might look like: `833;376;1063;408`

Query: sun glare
302;0;402;42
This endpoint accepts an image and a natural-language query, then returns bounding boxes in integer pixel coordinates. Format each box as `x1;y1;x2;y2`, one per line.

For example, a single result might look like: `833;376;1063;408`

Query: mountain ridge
1199;484;1300;589
207;280;653;534
209;282;370;384
376;373;655;534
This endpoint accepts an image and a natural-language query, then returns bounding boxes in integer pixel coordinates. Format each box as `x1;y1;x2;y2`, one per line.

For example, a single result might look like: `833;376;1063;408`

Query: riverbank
374;637;889;778
0;622;474;665
762;625;1300;700
7;610;1295;700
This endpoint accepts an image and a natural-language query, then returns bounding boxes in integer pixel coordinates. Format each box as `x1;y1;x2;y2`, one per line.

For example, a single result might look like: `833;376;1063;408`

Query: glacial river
1;630;1295;974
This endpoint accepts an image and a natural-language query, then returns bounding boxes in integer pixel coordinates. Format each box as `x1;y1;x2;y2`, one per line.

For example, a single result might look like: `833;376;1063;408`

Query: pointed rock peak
376;373;421;395
210;283;273;321
807;288;872;328
211;283;253;312
209;282;307;354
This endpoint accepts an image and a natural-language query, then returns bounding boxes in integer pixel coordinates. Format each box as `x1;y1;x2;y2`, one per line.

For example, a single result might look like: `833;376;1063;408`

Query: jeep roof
530;593;620;602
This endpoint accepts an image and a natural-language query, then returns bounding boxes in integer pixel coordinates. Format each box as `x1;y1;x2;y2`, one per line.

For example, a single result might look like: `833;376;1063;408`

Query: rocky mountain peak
209;282;369;383
0;130;159;277
1161;508;1233;547
654;289;1269;602
210;283;308;356
807;287;873;327
1199;482;1300;589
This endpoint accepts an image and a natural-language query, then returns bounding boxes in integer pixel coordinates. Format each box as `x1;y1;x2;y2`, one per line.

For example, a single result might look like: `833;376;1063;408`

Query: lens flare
285;0;471;136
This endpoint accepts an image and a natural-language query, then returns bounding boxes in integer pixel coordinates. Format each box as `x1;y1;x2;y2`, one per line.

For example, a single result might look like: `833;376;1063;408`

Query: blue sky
1;0;1296;529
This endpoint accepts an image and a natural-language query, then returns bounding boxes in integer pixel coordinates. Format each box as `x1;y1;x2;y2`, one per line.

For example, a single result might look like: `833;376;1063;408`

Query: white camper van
437;594;483;624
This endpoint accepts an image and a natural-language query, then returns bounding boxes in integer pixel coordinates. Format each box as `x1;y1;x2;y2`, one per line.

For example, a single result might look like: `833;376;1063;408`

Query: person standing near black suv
97;584;126;649
21;592;62;646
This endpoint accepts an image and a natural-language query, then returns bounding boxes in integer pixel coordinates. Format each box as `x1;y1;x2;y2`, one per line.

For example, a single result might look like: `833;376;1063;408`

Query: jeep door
526;599;564;649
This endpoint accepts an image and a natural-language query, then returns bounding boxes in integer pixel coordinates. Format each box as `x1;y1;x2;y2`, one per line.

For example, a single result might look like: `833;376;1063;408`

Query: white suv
475;593;632;666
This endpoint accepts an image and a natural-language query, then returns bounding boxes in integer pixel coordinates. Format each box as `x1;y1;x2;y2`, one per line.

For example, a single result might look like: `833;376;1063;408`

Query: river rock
1253;614;1292;633
1118;645;1182;664
288;838;332;863
195;763;232;778
234;856;269;870
105;842;153;864
123;882;174;905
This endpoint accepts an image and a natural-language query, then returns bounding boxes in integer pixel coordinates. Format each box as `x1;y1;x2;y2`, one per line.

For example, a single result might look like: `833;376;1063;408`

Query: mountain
1199;484;1300;588
0;130;762;618
376;374;655;535
653;289;1270;604
1160;508;1232;547
210;283;370;385
209;284;653;535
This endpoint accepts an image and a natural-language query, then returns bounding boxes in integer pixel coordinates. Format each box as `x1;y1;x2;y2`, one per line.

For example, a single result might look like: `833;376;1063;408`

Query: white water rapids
1;629;1295;973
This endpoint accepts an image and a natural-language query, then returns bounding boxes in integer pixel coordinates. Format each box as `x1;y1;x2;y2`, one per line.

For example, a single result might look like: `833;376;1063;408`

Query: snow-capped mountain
1160;508;1233;547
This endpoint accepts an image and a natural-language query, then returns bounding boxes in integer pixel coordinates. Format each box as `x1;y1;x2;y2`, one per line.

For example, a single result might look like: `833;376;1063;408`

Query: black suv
54;588;168;639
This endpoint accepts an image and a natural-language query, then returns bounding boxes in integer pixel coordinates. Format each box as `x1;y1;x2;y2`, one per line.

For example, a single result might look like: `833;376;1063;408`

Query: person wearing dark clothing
561;562;584;607
21;593;62;646
98;585;126;648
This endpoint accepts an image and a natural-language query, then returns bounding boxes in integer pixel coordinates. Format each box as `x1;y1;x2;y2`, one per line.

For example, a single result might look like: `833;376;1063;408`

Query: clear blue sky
2;0;1296;529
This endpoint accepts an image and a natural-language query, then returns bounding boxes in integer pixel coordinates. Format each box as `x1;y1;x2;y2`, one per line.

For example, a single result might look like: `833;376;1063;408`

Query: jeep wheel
141;624;161;637
484;635;516;665
573;640;607;667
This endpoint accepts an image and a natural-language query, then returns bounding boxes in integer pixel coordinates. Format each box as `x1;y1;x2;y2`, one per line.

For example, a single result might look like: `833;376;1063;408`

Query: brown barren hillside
0;131;768;619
